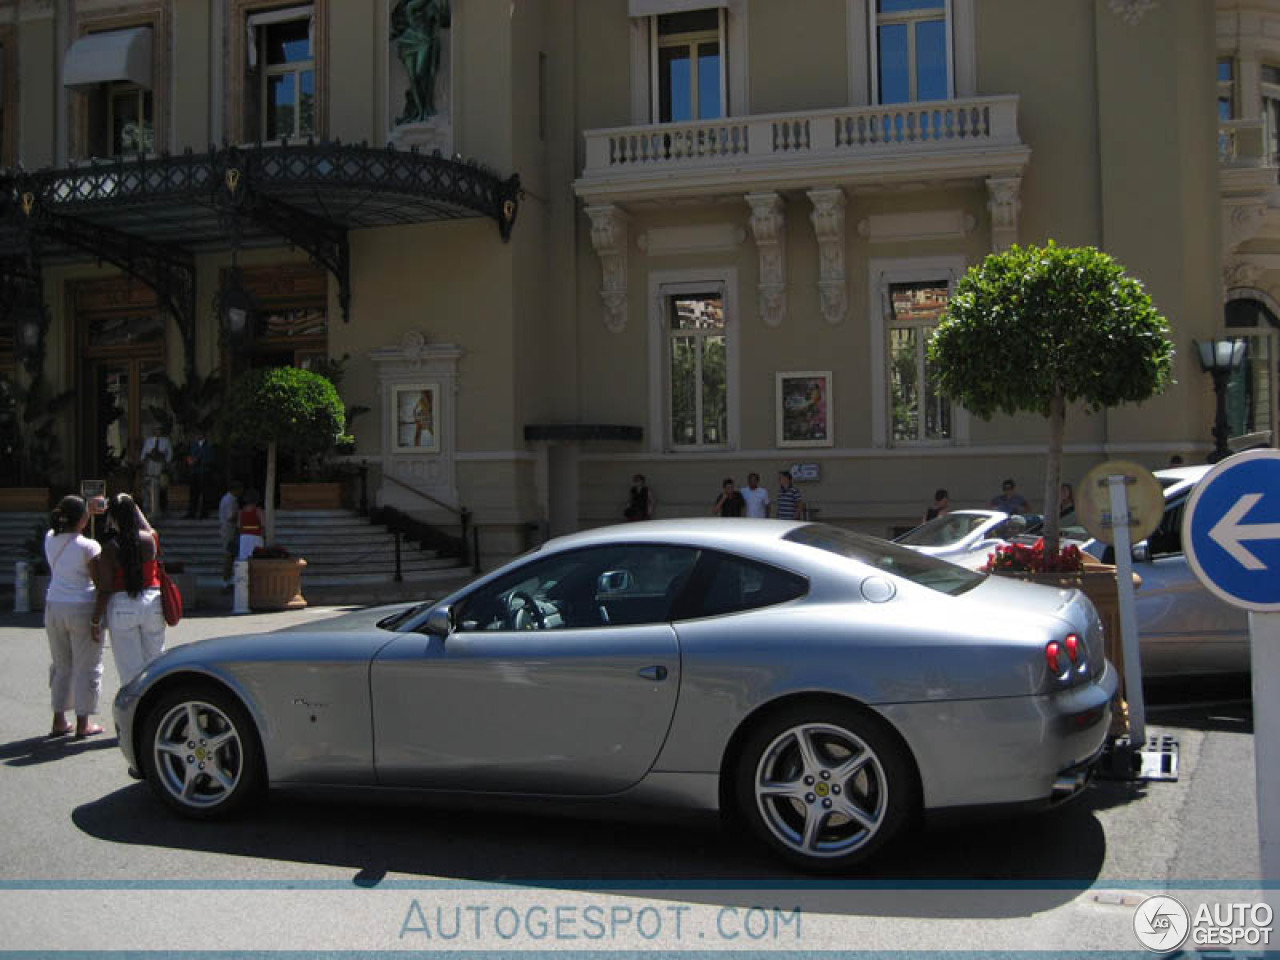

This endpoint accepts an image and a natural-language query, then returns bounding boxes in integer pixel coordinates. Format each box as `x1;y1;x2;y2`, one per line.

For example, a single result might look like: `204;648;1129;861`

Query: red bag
155;536;182;627
158;564;182;626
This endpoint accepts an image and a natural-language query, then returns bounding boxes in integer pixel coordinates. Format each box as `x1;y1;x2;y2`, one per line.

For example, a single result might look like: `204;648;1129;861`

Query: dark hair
243;489;260;507
722;477;735;487
107;494;146;597
779;470;793;481
230;479;245;495
934;489;948;501
51;495;87;535
1002;478;1015;490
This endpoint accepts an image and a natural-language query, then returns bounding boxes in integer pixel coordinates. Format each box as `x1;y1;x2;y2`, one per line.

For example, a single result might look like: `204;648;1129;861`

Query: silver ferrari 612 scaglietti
114;519;1117;872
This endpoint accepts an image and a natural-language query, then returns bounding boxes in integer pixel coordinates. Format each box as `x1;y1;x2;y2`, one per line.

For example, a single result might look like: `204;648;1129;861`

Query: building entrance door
73;278;167;491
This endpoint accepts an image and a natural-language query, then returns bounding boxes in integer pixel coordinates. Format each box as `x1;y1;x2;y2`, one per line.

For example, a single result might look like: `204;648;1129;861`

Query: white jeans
45;601;104;716
107;589;167;685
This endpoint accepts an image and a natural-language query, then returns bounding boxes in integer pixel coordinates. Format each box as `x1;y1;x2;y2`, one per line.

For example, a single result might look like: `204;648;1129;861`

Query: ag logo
1133;895;1190;952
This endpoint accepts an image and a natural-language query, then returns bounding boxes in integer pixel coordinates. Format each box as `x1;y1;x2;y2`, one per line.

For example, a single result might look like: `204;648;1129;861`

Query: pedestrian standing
623;474;655;521
140;425;173;518
712;478;746;517
741;472;770;518
44;495;105;739
775;470;805;521
237;489;265;560
93;494;166;687
185;431;216;519
924;488;950;522
218;480;244;588
989;478;1030;515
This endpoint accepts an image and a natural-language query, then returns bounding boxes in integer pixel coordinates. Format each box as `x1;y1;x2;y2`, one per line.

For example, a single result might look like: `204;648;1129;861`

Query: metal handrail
372;469;477;573
381;470;464;519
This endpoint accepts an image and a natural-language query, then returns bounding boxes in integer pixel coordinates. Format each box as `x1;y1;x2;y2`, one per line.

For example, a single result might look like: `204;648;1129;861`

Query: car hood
272;603;422;634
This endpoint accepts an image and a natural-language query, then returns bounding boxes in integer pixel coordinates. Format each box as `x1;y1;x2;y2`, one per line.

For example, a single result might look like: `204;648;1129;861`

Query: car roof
1154;464;1211;498
545;518;809;554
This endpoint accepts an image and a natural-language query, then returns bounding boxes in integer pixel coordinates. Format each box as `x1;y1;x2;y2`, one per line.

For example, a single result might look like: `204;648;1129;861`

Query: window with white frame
1263;64;1280;164
886;280;951;443
1218;57;1234;122
249;6;315;141
1225;297;1279;447
652;9;725;122
667;291;728;448
874;0;949;104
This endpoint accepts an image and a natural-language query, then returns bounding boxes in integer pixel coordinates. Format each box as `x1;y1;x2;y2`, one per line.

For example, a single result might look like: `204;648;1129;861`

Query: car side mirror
424;605;453;637
1132;541;1151;563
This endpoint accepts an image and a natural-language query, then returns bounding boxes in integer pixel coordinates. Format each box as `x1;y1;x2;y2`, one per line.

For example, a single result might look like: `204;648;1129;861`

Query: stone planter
280;482;344;510
249;557;308;611
992;563;1140;737
0;487;49;512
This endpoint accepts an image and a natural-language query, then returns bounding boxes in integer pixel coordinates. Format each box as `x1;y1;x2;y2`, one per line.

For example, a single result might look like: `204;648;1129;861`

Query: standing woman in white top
44;495;105;739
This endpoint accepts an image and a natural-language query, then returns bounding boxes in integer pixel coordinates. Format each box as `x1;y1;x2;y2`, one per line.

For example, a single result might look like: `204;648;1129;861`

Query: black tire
139;683;265;819
734;702;917;873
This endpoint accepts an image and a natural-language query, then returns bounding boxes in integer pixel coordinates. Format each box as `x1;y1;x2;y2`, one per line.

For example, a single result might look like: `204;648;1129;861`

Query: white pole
233;559;250;614
1252;612;1280;917
1107;474;1146;747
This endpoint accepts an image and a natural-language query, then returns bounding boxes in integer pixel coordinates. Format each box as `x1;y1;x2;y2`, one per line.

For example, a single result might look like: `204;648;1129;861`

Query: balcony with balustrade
574;95;1029;205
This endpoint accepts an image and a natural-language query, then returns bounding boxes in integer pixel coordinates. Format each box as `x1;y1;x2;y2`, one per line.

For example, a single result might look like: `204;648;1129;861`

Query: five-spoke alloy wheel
736;704;915;871
140;685;263;819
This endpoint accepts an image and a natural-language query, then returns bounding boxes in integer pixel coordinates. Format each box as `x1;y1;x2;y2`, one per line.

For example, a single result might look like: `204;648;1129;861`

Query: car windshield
785;524;985;596
896;512;991;547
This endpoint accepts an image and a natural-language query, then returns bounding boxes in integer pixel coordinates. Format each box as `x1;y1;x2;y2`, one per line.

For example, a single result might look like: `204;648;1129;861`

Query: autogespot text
399;900;803;944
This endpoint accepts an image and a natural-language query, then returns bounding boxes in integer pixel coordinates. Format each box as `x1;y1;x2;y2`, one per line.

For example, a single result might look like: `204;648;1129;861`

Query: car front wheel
140;684;263;819
735;704;916;872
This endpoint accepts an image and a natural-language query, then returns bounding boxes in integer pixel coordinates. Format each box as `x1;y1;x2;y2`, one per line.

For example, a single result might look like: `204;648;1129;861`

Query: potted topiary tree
221;367;344;610
929;243;1175;730
929;241;1175;560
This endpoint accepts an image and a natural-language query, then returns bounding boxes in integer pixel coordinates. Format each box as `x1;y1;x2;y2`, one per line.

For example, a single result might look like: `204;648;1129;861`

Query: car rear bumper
878;660;1118;810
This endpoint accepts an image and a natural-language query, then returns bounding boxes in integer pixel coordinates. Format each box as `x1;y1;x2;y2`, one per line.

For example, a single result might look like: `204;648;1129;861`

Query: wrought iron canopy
0;140;522;350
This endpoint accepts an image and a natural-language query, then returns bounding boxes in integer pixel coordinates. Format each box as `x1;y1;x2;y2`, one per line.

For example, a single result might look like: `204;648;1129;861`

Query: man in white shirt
218;480;244;589
140;426;173;516
741;472;770;518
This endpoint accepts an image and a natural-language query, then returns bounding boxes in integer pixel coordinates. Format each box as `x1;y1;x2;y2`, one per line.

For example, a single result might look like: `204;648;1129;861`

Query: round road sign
1075;460;1164;546
1183;448;1280;613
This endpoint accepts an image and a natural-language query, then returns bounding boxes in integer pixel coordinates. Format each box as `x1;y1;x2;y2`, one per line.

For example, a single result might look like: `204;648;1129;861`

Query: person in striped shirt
775;470;805;521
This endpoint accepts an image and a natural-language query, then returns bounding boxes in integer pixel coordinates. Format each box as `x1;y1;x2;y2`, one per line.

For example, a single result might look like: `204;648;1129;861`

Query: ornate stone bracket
807;188;847;326
986;176;1022;252
1108;0;1157;26
1223;201;1267;253
1223;259;1263;292
585;204;630;333
746;192;786;326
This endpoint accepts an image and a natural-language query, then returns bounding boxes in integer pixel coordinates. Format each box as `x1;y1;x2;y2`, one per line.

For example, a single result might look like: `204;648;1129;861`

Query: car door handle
638;665;668;682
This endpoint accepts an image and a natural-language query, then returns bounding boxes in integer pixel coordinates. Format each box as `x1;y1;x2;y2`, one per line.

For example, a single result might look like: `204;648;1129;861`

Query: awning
628;0;727;17
62;27;153;90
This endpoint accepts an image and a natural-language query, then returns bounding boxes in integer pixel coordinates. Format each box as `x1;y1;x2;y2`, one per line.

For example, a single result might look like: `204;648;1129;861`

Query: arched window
1224;297;1279;445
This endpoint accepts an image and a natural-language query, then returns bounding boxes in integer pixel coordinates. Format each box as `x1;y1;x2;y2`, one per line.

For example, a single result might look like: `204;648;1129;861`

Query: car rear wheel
735;704;916;872
140;684;263;819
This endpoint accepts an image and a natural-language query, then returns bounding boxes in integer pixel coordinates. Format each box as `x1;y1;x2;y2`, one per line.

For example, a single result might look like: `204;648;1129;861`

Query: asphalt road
0;606;1268;955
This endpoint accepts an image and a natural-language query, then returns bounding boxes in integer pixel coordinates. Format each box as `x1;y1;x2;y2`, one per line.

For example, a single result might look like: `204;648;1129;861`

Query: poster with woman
393;383;441;453
776;372;833;448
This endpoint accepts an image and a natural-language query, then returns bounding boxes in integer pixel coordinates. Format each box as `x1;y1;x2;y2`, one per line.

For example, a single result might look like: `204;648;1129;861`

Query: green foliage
222;366;345;460
0;373;75;487
928;242;1174;419
146;369;223;440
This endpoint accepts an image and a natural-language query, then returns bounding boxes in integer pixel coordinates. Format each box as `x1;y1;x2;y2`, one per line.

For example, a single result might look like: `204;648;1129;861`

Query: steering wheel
508;590;546;630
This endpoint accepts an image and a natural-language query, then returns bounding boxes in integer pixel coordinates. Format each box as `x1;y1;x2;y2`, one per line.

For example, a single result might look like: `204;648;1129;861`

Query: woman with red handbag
91;494;167;686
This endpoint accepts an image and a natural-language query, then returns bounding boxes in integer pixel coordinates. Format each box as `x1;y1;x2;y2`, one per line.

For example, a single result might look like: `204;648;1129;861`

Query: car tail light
1045;640;1062;675
1064;633;1080;664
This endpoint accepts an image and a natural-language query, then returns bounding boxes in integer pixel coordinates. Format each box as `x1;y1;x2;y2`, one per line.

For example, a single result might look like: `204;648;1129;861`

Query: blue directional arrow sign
1184;449;1280;612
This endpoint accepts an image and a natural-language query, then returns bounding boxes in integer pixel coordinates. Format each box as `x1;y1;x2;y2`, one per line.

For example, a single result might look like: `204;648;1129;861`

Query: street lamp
1195;337;1248;463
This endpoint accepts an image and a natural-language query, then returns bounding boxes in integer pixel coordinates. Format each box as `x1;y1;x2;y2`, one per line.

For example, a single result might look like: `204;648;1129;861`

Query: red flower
982;539;1084;574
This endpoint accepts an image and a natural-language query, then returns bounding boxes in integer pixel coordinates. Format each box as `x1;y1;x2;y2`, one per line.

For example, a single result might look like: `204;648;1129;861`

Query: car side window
676;551;808;620
1148;496;1186;559
454;544;699;632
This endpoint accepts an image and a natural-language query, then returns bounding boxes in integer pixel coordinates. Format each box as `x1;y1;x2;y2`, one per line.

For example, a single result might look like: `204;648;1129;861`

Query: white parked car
894;510;1045;570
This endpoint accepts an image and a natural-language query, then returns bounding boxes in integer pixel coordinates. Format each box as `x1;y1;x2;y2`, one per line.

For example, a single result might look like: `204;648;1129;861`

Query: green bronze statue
391;0;451;124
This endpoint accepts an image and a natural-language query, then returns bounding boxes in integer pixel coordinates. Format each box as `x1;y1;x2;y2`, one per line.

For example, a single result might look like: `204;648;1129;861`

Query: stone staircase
2;506;479;605
153;509;469;589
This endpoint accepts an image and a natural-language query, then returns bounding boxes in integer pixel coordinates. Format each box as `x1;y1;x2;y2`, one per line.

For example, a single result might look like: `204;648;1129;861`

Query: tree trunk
1042;387;1066;558
264;439;277;545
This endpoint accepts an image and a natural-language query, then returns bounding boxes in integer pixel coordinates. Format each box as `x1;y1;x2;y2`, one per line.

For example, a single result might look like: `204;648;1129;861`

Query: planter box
249;557;308;611
0;488;49;512
280;482;344;510
993;564;1139;737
